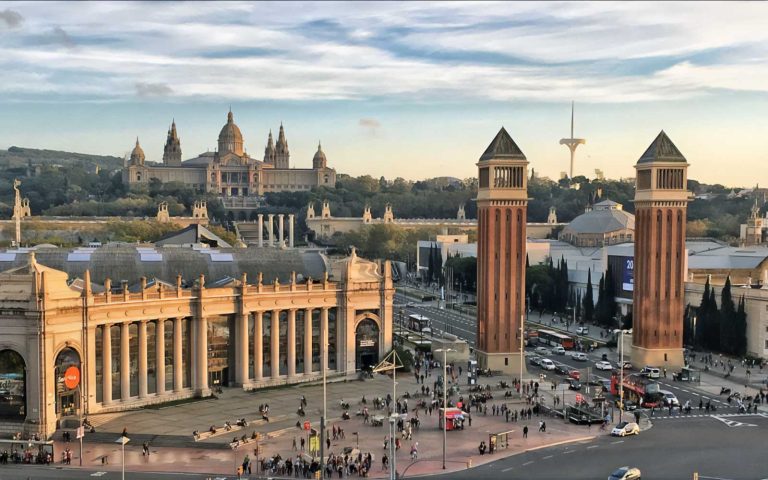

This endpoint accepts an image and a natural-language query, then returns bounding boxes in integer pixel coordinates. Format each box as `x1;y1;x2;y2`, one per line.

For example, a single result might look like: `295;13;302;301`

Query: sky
1;1;767;186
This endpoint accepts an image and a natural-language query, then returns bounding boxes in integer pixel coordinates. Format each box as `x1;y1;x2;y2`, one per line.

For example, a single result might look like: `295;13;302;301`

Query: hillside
0;146;124;171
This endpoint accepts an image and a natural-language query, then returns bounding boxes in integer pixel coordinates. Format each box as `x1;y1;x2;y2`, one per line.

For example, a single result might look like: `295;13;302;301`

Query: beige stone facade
122;111;336;198
0;251;392;437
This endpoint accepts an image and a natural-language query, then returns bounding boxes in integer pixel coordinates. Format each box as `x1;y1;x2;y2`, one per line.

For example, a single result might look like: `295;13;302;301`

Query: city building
303;201;563;243
122;111;337;200
0;247;393;437
740;196;768;247
558;199;635;247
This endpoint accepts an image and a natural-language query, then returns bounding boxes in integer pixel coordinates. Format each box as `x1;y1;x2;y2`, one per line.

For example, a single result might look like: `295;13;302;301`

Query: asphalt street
435;413;768;480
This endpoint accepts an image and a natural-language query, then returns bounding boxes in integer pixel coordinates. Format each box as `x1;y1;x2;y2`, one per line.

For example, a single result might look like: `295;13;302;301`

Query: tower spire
559;101;585;179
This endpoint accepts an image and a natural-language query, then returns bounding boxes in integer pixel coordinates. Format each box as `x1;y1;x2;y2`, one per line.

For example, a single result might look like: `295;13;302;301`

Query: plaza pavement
52;369;599;477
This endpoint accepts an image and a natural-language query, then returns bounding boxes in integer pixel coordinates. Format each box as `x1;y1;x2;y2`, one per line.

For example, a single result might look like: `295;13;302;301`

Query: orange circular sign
64;366;80;390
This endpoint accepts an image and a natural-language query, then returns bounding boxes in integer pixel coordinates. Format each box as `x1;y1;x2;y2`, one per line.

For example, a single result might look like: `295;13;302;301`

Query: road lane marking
542;455;553;459
502;467;514;472
586;445;599;449
611;440;624;444
522;461;535;466
563;450;575;454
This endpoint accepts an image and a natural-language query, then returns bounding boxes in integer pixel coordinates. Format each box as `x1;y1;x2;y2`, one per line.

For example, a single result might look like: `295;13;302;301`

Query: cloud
359;118;381;135
135;82;173;97
0;9;23;28
49;26;75;48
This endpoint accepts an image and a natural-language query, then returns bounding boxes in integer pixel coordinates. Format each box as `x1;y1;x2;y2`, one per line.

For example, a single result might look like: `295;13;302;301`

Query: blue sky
1;1;767;186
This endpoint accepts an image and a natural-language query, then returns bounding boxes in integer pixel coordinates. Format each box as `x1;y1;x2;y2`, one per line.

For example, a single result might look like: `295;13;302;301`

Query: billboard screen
621;257;634;292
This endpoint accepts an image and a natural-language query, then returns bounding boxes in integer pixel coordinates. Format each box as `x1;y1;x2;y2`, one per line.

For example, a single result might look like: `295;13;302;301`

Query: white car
571;352;588;361
609;466;642;480
611;421;640;437
660;390;680;407
595;361;613;371
540;358;556;370
552;346;566;355
577;326;589;334
535;346;551;355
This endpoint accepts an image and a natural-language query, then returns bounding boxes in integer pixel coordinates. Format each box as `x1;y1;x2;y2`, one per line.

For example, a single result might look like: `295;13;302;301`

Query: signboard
76;426;85;439
303;421;311;431
64;366;81;390
621;257;634;292
359;340;375;348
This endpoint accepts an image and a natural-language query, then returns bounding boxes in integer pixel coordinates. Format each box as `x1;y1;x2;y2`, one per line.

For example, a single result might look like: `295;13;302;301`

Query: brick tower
631;131;690;369
475;127;529;374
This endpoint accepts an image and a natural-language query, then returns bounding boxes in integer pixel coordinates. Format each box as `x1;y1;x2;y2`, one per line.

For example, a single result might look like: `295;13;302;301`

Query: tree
719;276;736;354
735;296;747;357
583;268;594;323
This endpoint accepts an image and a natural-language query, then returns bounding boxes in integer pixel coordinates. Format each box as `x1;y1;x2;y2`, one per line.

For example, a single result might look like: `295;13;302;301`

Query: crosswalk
650;412;766;421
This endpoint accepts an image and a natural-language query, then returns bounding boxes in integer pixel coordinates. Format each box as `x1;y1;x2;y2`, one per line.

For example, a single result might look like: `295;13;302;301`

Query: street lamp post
115;436;130;480
614;329;632;422
320;335;327;479
434;347;455;469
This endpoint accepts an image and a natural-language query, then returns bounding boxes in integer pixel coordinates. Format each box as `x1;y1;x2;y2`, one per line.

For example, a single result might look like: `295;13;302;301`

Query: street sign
303;421;311;431
575;393;583;403
76;426;85;439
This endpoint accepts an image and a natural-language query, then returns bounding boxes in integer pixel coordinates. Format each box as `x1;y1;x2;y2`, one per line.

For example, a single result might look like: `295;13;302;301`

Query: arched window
0;349;26;418
54;347;81;416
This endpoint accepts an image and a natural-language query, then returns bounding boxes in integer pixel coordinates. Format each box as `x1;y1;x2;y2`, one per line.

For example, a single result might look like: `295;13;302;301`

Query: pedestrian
523;426;528;438
300;437;305;451
293;437;297;450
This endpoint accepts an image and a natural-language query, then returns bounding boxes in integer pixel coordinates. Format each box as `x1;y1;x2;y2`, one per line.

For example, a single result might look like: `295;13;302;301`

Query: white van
540;359;556;371
552;346;566;355
640;366;661;378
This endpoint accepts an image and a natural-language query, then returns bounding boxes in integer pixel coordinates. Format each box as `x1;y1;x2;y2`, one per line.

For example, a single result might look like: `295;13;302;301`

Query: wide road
437;412;768;480
0;466;226;479
394;292;477;345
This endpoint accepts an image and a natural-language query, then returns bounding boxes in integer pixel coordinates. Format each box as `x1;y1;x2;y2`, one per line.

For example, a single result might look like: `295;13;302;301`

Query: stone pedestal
476;351;527;378
630;345;684;371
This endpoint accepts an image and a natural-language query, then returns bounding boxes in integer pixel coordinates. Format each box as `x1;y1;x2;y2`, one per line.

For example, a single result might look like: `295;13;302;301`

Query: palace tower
631;131;690;369
475;127;529;374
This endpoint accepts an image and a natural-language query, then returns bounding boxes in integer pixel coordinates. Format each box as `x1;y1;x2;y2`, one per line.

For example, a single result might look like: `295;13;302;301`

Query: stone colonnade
256;214;295;248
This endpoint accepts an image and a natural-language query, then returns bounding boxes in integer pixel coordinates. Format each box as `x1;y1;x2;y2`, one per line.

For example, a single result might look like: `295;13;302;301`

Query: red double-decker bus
610;371;663;407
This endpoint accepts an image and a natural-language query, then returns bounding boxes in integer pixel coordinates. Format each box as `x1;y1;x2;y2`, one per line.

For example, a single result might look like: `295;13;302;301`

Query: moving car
576;326;589;334
660;390;680;407
615;399;637;411
568;369;581;380
540;359;556;370
595;361;613;371
611;421;640;437
554;363;570;375
566;378;582;390
535;346;551;355
608;466;642;480
640;366;660;378
528;355;542;366
552;346;566;355
620;361;633;370
571;352;588;361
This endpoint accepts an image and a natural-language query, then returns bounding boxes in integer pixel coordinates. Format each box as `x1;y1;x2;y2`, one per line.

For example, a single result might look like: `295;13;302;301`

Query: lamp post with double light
116;435;129;480
613;329;632;422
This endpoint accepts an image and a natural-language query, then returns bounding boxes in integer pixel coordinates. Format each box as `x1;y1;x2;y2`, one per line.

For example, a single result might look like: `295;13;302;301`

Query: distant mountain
0;146;124;171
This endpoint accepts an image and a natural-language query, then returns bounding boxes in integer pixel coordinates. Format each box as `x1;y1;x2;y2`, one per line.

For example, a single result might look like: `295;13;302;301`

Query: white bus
408;314;432;334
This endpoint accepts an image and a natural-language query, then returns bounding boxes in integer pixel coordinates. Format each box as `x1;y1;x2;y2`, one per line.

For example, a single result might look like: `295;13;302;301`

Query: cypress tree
583;268;594;323
720;276;735;354
596;273;606;326
697;277;711;348
708;288;719;351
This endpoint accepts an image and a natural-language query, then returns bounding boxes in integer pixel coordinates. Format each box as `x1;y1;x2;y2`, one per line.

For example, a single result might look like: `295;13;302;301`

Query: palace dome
217;110;244;156
312;142;327;169
130;138;145;165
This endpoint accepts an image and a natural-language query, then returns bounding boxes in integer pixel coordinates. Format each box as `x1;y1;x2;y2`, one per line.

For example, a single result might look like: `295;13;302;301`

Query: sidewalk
52;368;602;477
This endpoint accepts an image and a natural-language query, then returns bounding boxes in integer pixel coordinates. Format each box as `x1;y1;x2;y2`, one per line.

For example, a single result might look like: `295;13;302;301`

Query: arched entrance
355;318;380;370
0;349;26;418
54;347;81;417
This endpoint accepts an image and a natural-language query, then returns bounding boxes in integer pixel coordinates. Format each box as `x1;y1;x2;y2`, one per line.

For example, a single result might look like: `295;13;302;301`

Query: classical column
321;308;329;372
257;214;264;248
138;321;148;399
103;325;113;405
271;309;280;378
254;312;263;381
174;318;183;392
120;322;130;401
287;309;296;377
195;316;209;395
156;320;166;396
304;308;313;375
235;313;249;385
85;326;97;411
288;214;295;248
278;214;285;247
268;214;275;247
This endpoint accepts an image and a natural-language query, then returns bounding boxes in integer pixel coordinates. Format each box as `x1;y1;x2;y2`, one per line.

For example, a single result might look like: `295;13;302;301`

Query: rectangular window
637;169;652;190
479;168;489;188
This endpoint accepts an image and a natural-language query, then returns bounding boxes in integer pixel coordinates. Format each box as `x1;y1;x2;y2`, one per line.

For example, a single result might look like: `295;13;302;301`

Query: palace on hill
122;110;336;197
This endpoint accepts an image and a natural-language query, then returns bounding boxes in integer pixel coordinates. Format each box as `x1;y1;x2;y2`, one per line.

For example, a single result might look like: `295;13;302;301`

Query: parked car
528;355;542;366
660;390;680;407
611;421;640;437
540;359;556;371
566;378;582;391
552;346;566;355
608;466;642;480
576;326;589;335
535;346;551;355
568;369;581;380
571;352;588;361
595;361;613;371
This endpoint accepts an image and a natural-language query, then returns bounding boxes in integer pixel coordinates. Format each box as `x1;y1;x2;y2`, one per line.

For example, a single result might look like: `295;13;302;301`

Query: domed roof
564;204;635;235
217;110;244;156
313;142;326;162
130;138;145;165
